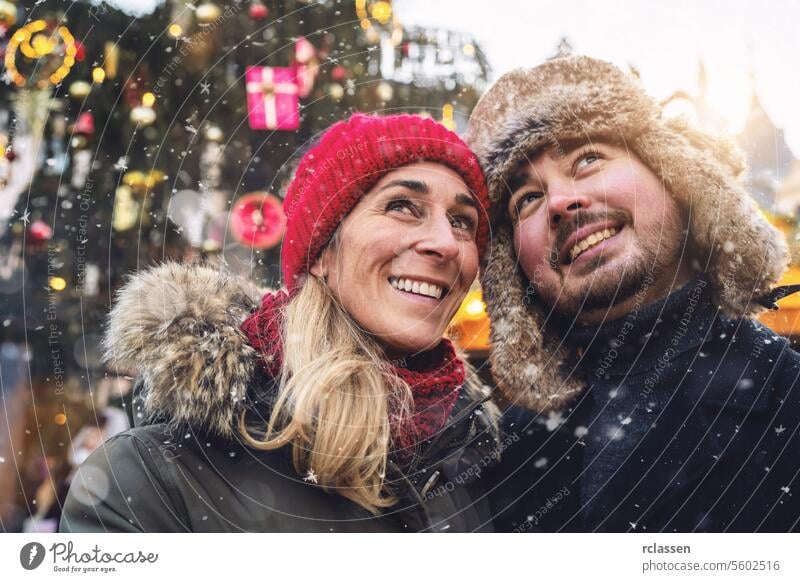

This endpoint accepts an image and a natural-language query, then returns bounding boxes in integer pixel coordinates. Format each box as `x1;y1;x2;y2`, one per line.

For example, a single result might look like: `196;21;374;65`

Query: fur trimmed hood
465;56;789;411
102;262;265;437
102;262;495;439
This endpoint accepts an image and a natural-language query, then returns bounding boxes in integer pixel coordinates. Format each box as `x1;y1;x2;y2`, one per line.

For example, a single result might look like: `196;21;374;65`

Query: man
466;56;800;532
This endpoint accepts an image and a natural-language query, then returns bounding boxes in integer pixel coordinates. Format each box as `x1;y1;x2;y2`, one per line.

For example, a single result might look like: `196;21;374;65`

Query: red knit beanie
281;113;490;292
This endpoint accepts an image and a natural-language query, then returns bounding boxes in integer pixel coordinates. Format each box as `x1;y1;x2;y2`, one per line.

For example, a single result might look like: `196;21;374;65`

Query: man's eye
515;191;543;215
575;152;600;172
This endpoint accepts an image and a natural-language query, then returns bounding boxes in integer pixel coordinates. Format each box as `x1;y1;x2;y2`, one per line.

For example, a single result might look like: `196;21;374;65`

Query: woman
59;114;500;532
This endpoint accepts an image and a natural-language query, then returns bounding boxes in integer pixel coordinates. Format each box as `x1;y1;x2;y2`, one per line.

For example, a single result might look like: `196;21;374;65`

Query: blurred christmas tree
0;0;490;472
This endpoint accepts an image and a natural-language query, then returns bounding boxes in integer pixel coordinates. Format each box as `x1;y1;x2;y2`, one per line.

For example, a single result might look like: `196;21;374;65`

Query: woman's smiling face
311;161;480;357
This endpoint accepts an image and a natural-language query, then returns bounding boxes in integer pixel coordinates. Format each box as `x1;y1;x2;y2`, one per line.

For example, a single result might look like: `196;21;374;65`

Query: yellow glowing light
5;20;77;87
92;67;106;83
31;33;56;57
465;298;485;318
141;92;156;108
441;103;455;130
462;43;475;57
168;23;183;38
370;1;392;24
49;277;67;291
54;413;67;425
360;18;371;30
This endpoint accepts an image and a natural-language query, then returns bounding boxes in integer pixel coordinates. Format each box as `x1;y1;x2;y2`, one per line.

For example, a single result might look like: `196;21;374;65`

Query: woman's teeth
389;277;444;299
570;227;619;261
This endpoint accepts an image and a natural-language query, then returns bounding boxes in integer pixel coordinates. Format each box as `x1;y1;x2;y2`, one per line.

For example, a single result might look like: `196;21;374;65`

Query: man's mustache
548;210;631;267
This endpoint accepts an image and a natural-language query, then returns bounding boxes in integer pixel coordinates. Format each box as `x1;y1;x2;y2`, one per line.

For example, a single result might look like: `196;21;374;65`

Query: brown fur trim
467;56;789;411
102;262;264;437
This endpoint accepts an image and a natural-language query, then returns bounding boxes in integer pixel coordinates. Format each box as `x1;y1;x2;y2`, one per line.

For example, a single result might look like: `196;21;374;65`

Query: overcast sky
394;0;800;154
99;0;800;154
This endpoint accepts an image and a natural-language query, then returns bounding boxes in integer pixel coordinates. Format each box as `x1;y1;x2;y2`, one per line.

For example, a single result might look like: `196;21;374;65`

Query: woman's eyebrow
378;179;429;194
455;193;479;210
378;180;477;209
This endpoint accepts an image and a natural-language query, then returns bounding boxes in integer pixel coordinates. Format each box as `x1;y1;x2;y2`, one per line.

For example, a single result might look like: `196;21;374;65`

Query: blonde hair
239;226;500;513
239;272;416;512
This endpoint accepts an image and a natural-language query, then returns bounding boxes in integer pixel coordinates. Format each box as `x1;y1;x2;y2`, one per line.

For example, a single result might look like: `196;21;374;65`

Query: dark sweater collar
554;278;716;377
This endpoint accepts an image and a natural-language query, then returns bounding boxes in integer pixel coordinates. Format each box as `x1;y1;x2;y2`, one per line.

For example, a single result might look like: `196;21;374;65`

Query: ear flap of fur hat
467;55;788;411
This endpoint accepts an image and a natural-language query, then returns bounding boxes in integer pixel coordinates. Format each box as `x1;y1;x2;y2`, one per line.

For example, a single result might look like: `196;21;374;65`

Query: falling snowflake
304;468;318;484
781;486;791;494
200;80;211;95
775;425;786;435
545;410;565;432
629;522;637;530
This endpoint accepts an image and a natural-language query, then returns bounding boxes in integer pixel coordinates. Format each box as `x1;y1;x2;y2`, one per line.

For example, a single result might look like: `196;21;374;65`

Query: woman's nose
412;212;461;260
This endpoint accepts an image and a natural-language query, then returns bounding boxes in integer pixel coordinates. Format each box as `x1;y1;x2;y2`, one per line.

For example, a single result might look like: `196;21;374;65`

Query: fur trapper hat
465;55;789;411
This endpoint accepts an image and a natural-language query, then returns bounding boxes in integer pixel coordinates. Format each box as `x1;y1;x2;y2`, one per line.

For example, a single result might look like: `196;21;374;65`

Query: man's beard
548;246;656;317
535;209;685;319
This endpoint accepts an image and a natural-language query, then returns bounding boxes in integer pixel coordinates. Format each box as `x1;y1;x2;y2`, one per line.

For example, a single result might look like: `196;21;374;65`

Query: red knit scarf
240;291;465;464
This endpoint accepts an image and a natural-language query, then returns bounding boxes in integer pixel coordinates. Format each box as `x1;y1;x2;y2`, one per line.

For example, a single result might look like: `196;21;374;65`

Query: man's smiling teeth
389;277;444;299
569;227;619;261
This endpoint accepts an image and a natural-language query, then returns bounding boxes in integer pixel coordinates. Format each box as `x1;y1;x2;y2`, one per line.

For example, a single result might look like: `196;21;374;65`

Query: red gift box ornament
245;66;300;131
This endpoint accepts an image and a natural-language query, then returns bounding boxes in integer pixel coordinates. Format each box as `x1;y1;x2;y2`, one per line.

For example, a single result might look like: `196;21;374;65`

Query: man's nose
547;179;590;229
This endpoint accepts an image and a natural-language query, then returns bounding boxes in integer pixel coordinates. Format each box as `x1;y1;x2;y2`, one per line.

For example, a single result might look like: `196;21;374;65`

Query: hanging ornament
295;36;315;64
245;66;300;131
73;112;95;136
112;186;139;232
29;220;53;242
130;105;156;126
196;2;222;25
356;0;393;28
204;124;224;143
327;83;344;102
103;42;118;78
230;192;286;249
293;36;319;98
4;20;78;88
376;81;393;102
0;1;17;31
121;169;165;195
74;41;86;62
69;135;88;150
249;1;269;20
91;66;105;84
70;149;92;189
365;26;381;45
68;80;91;99
331;65;347;82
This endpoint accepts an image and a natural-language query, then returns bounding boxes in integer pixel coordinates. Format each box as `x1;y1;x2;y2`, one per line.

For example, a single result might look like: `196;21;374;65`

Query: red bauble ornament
331;65;347;82
249;2;268;20
74;112;95;135
230;192;286;249
75;41;86;61
29;220;53;242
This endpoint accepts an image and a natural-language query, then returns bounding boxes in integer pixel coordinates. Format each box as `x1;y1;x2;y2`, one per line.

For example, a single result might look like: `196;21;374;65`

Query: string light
4;21;78;87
